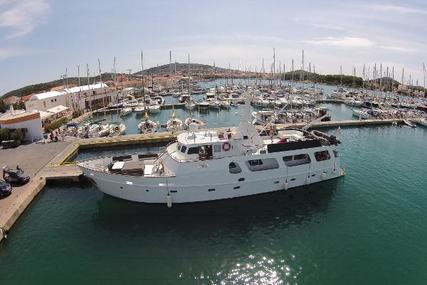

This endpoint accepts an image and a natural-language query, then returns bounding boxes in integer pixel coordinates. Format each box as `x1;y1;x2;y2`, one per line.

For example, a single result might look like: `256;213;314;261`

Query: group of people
49;129;63;142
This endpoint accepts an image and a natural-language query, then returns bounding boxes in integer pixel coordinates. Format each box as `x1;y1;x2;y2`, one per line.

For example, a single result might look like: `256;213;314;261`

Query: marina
1;0;427;281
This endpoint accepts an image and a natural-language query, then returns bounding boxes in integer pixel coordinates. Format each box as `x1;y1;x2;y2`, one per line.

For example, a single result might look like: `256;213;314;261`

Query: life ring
222;142;231;151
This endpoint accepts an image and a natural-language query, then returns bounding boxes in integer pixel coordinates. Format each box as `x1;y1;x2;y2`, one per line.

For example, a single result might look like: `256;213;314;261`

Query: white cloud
0;0;50;39
367;4;427;15
304;37;374;48
378;45;418;53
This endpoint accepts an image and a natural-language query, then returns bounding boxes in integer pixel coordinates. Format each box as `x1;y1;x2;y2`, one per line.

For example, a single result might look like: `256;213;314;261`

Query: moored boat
78;94;344;205
184;117;205;130
120;107;133;117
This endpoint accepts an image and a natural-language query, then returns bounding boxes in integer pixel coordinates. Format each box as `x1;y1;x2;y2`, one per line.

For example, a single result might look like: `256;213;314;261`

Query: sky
0;0;426;95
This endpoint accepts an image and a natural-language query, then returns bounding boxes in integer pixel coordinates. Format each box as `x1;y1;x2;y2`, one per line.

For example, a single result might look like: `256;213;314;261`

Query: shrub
0;128;9;142
44;117;69;133
9;128;25;141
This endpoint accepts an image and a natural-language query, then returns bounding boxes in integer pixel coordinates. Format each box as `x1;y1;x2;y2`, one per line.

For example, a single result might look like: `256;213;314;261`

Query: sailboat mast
188;53;191;96
140;50;144;95
423;62;426;91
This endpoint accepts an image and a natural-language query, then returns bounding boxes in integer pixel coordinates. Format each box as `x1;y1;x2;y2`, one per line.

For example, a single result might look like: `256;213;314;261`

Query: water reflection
94;180;339;234
92;180;339;284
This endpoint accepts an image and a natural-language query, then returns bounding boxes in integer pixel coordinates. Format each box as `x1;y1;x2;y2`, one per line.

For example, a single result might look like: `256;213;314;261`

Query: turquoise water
1;125;427;284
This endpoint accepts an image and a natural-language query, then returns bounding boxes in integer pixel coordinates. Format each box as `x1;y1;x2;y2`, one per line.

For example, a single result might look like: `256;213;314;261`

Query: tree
0;99;6;112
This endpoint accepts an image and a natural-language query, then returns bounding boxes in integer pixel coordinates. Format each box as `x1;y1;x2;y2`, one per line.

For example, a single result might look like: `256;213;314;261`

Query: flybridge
266;129;339;153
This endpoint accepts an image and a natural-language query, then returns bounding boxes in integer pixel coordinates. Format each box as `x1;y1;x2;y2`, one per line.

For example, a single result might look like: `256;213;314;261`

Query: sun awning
46;105;69;114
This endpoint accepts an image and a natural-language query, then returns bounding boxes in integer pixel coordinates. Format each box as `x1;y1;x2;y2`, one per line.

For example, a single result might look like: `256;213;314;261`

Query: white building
0;108;43;142
25;83;118;112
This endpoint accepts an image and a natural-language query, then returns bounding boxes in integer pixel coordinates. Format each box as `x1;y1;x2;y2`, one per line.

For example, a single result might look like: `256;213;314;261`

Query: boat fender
222;142;231;151
321;172;327;180
283;181;289;190
0;227;7;240
166;193;172;208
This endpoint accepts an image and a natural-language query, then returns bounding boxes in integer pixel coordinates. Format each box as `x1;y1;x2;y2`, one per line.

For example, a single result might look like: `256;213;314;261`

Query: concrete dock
0;116;423;242
0;142;71;242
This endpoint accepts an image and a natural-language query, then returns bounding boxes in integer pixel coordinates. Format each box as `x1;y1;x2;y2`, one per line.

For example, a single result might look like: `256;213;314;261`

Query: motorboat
78;94;344;205
147;104;161;114
120;107;132;117
184;117;206;130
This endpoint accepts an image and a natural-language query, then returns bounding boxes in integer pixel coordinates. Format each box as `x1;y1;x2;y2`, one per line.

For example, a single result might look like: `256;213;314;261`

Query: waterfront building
25;83;118;112
0;107;43;142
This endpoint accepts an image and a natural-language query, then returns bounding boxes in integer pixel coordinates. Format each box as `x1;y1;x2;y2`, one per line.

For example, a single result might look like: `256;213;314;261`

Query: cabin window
283;154;311;166
243;135;248;140
229;162;242;174
315;150;331;161
246;158;279;171
187;146;199;155
180;145;187;153
248;159;263;166
213;144;221;153
283;156;292;162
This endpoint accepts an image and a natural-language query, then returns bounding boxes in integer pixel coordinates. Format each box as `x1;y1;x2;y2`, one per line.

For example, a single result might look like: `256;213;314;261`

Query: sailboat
138;112;159;134
166;110;183;132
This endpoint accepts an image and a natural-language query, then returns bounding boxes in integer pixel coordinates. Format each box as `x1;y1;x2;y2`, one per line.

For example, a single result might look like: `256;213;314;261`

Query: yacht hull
79;157;344;204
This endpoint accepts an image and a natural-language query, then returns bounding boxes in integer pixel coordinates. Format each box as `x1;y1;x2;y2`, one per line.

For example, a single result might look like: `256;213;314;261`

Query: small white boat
185;101;196;110
209;100;221;110
197;101;210;110
88;124;100;138
179;94;190;103
153;96;165;105
98;124;110;137
166;113;184;132
138;119;158;134
109;123;126;136
88;123;109;137
148;104;161;114
134;105;146;114
218;100;231;109
184;117;205;130
352;109;370;120
77;124;89;138
123;99;139;108
120;107;132;116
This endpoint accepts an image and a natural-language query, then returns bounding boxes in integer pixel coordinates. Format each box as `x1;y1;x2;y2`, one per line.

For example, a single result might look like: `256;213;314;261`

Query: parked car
2;166;30;185
0;180;12;199
1;139;20;149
